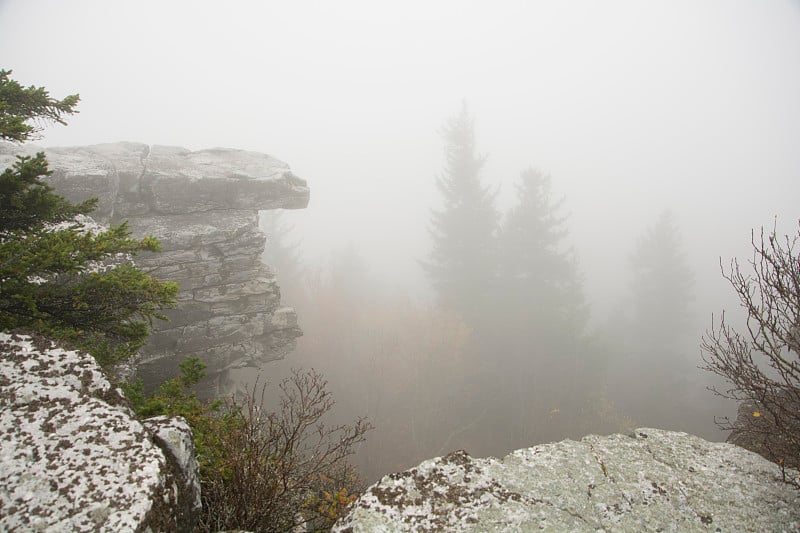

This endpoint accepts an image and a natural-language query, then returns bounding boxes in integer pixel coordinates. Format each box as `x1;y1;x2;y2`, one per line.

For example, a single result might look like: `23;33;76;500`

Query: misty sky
2;0;800;321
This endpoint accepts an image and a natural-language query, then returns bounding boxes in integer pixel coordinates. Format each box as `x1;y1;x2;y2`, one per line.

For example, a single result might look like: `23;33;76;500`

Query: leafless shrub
701;221;800;480
198;369;373;532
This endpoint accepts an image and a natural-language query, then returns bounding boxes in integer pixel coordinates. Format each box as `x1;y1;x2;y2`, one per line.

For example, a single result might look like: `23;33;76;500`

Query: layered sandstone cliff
0;142;310;392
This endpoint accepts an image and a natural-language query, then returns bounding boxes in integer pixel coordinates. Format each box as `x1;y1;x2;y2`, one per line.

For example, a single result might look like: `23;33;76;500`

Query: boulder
142;416;202;529
727;396;800;469
334;428;800;532
0;142;310;393
0;331;201;532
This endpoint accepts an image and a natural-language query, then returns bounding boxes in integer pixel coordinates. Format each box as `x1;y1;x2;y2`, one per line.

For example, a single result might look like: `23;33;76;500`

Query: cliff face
334;428;800;532
0;332;200;532
0;142;310;391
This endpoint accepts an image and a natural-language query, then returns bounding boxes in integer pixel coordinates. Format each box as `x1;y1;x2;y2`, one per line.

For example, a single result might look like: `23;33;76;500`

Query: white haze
3;4;800;473
2;1;799;319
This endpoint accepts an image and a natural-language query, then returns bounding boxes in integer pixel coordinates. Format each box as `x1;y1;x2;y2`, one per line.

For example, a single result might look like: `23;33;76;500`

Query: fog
3;1;800;481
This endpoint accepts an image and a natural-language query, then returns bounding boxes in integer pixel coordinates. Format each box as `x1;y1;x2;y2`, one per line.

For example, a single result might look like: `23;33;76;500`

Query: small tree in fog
701;222;800;473
614;210;695;430
496;168;586;344
629;211;694;350
423;103;497;323
260;209;304;301
260;210;301;280
485;168;599;449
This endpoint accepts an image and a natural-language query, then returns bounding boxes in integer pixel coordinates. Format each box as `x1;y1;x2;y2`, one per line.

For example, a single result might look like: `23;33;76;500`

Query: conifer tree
0;69;177;369
260;210;302;290
424;104;497;323
629;210;694;350
615;210;695;429
483;168;591;449
496;168;586;345
0;69;79;143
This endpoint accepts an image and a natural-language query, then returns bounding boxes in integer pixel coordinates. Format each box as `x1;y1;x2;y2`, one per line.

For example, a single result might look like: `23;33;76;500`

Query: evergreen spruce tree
615;210;695;429
0;69;177;369
485;168;591;449
629;210;694;348
0;69;79;143
496;168;586;345
424;104;497;323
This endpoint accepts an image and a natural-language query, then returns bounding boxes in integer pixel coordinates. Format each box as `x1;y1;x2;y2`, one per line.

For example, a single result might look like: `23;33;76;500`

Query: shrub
701;222;800;479
125;360;372;531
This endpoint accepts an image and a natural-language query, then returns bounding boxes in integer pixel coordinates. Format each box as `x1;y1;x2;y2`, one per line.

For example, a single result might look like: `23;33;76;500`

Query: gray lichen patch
334;429;800;532
0;332;176;532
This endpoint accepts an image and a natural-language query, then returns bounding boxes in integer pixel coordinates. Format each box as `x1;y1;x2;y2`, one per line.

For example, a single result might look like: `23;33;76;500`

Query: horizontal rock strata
0;142;310;391
334;428;800;532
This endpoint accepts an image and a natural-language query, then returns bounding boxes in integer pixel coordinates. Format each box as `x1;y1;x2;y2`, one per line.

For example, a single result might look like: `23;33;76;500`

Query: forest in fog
4;1;800;486
245;105;740;482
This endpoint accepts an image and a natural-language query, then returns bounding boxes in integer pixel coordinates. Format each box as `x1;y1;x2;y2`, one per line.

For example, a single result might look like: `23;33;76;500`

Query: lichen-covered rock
143;416;202;528
0;332;199;532
334;428;800;532
0;142;310;394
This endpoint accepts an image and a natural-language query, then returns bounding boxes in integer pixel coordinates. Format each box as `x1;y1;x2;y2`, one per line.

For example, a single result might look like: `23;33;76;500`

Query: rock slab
0;332;200;532
0;142;310;392
334;428;800;532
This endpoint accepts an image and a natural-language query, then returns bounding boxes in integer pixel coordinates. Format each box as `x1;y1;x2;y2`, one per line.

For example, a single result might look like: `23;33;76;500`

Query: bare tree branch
701;220;800;479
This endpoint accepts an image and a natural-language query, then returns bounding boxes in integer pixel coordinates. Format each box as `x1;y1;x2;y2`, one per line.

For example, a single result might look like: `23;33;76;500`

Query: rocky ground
334;428;800;532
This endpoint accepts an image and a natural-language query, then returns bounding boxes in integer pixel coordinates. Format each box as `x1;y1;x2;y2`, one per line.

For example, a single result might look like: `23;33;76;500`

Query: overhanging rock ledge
0;142;310;392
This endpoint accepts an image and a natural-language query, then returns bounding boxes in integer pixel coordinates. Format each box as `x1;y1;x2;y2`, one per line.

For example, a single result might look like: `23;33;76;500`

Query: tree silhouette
423;103;497;324
496;167;586;346
613;210;695;429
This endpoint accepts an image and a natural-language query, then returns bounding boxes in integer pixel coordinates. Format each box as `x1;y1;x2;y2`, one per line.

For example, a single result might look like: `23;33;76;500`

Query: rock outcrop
334;428;800;532
727;397;800;469
0;332;201;532
0;142;310;392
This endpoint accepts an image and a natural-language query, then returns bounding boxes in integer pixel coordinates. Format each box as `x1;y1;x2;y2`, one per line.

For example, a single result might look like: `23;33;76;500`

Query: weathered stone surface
0;332;200;532
334;428;800;532
143;416;202;528
0;142;309;393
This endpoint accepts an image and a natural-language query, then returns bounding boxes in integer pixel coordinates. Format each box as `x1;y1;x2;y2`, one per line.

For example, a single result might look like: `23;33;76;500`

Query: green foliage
123;357;211;418
0;69;177;368
126;361;371;532
123;358;235;478
0;153;96;232
0;69;79;143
